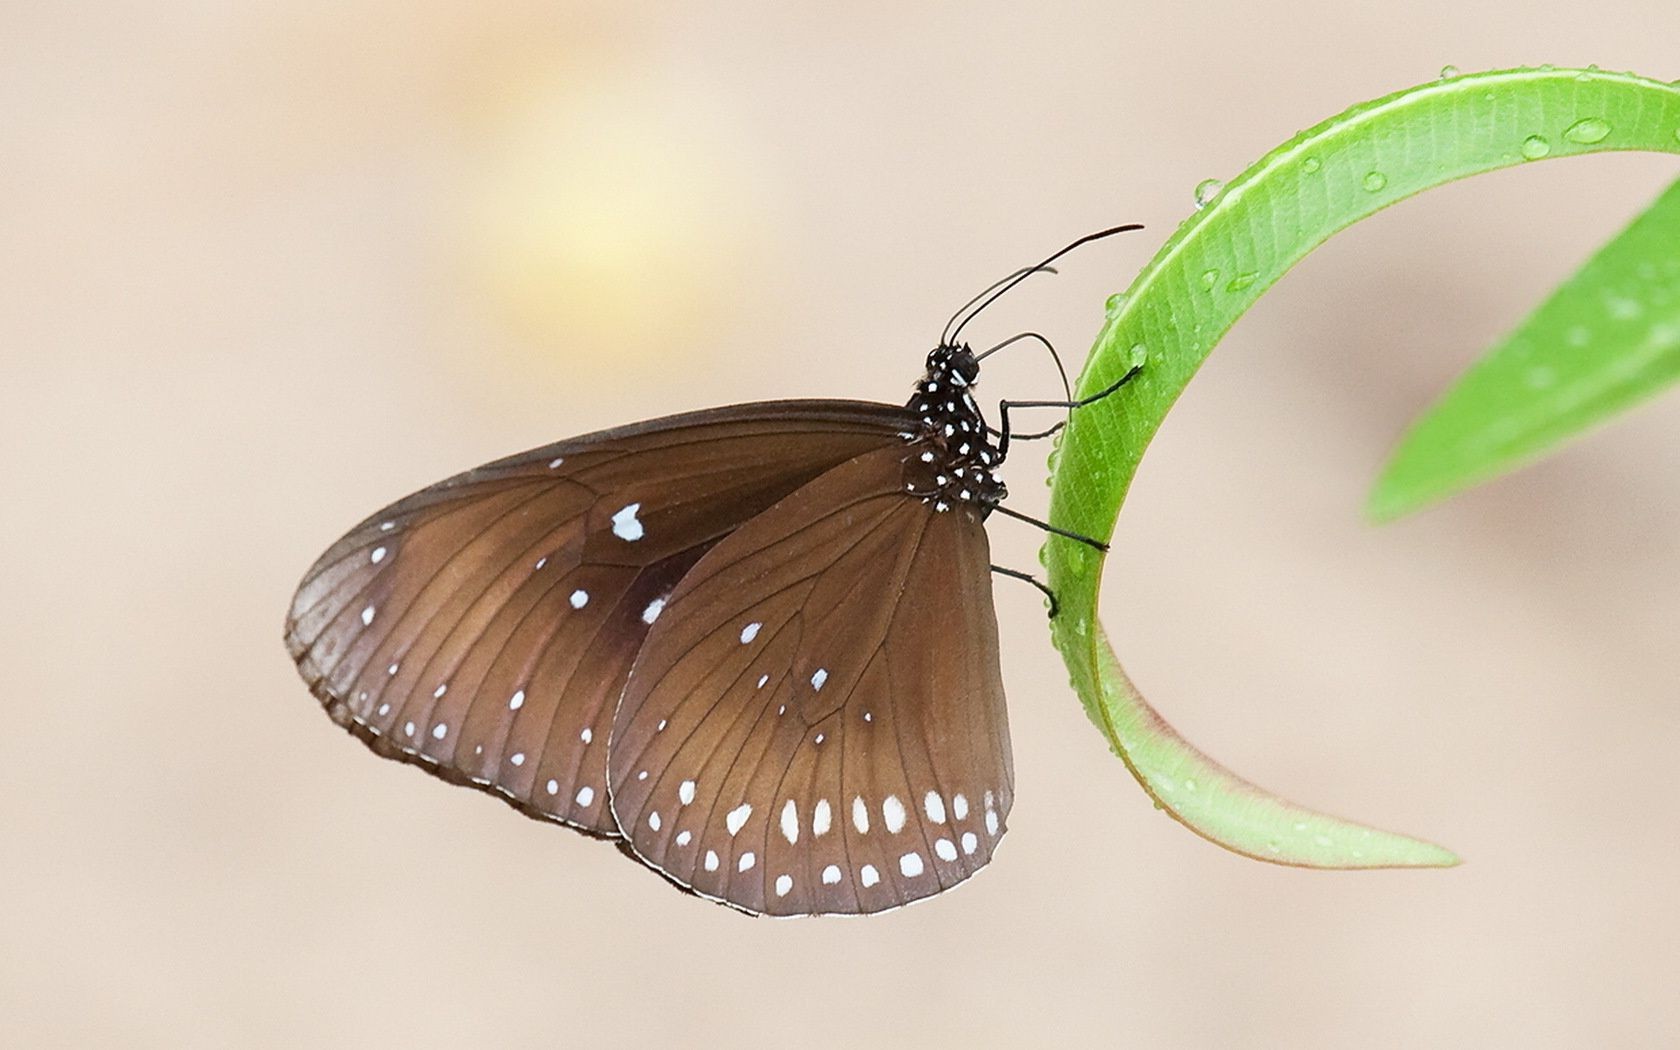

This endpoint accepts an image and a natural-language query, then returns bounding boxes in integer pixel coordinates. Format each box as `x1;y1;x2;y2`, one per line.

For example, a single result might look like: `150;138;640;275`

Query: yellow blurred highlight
460;66;771;370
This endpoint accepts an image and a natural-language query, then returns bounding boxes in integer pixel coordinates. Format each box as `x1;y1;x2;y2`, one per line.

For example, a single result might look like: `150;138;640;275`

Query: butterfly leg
994;362;1143;459
990;564;1059;618
988;503;1109;553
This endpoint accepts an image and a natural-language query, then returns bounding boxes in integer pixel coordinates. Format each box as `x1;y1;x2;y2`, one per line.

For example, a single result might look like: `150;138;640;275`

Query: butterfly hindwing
285;402;918;835
607;443;1014;915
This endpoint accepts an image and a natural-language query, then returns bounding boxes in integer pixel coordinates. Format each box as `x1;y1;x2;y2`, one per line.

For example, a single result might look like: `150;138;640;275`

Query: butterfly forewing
286;402;917;835
608;444;1013;915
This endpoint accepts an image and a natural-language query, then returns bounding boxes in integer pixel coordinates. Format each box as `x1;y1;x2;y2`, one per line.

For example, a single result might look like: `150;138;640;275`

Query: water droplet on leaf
1225;271;1258;292
1362;171;1388;193
1200;268;1220;289
1438;64;1460;79
1301;156;1323;174
1193;178;1225;208
1127;343;1149;368
1104;292;1128;318
1520;135;1551;159
1563;117;1611;144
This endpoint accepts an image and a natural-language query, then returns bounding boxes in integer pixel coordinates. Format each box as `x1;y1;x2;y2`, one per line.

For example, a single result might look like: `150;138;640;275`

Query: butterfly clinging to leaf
285;225;1143;915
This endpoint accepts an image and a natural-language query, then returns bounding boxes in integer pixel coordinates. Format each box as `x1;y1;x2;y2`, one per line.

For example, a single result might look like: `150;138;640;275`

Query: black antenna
939;266;1057;347
946;223;1144;345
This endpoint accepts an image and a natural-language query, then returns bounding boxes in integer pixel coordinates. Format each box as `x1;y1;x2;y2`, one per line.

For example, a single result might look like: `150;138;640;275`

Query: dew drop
1438;64;1460;80
1604;295;1643;321
1193;178;1225;208
1127;343;1149;369
1225;271;1258;292
1520;135;1551;160
1362;171;1388;193
1199;268;1220;290
1104;292;1129;318
1301;156;1323;174
1563;117;1610;144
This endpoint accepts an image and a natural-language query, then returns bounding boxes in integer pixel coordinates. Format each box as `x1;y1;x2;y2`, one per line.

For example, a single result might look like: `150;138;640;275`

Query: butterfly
285;225;1143;916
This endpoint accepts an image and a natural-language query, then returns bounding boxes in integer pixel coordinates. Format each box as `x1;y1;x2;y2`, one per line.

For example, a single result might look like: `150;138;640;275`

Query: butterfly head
922;342;981;390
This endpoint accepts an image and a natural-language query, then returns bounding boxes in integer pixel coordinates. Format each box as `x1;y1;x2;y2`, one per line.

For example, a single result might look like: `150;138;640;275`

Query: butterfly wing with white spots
285;402;917;836
607;443;1013;915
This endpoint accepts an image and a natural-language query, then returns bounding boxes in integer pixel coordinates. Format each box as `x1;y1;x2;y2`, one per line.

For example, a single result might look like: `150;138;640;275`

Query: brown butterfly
285;226;1143;916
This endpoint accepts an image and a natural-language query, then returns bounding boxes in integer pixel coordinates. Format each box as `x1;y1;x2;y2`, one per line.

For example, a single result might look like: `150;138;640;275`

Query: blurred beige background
5;3;1678;1047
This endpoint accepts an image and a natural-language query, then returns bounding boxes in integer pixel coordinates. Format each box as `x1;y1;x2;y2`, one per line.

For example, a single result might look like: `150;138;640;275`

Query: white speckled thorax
903;343;1006;516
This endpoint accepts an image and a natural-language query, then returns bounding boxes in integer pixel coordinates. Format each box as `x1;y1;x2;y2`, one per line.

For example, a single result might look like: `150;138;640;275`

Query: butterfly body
902;343;1009;517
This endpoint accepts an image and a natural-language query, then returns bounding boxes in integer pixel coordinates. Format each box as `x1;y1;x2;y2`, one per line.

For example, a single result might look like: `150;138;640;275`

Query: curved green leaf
1045;68;1680;867
1373;174;1680;520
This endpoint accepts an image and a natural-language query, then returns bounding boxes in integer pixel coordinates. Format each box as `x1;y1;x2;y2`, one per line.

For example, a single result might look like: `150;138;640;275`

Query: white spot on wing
961;831;978;855
545;779;558;795
935;838;958;861
986;808;999;836
509;690;525;710
431;723;447;740
780;799;799;844
899;852;925;877
882;795;907;834
812;799;831;837
821;864;842;885
704;850;719;872
756;674;769;689
548;457;565;469
851;796;870;834
575;785;595;806
775;874;793;897
678;779;696;805
726;803;753;835
648;811;661;831
952;793;969;820
360;605;375;626
580;727;592;744
860;864;880;888
924;791;947;824
810;668;828;690
370;547;386;564
737;851;756;872
739;622;761;644
611;502;644;541
641;597;666;624
569;589;589;609
675;830;691;846
510;752;525;766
